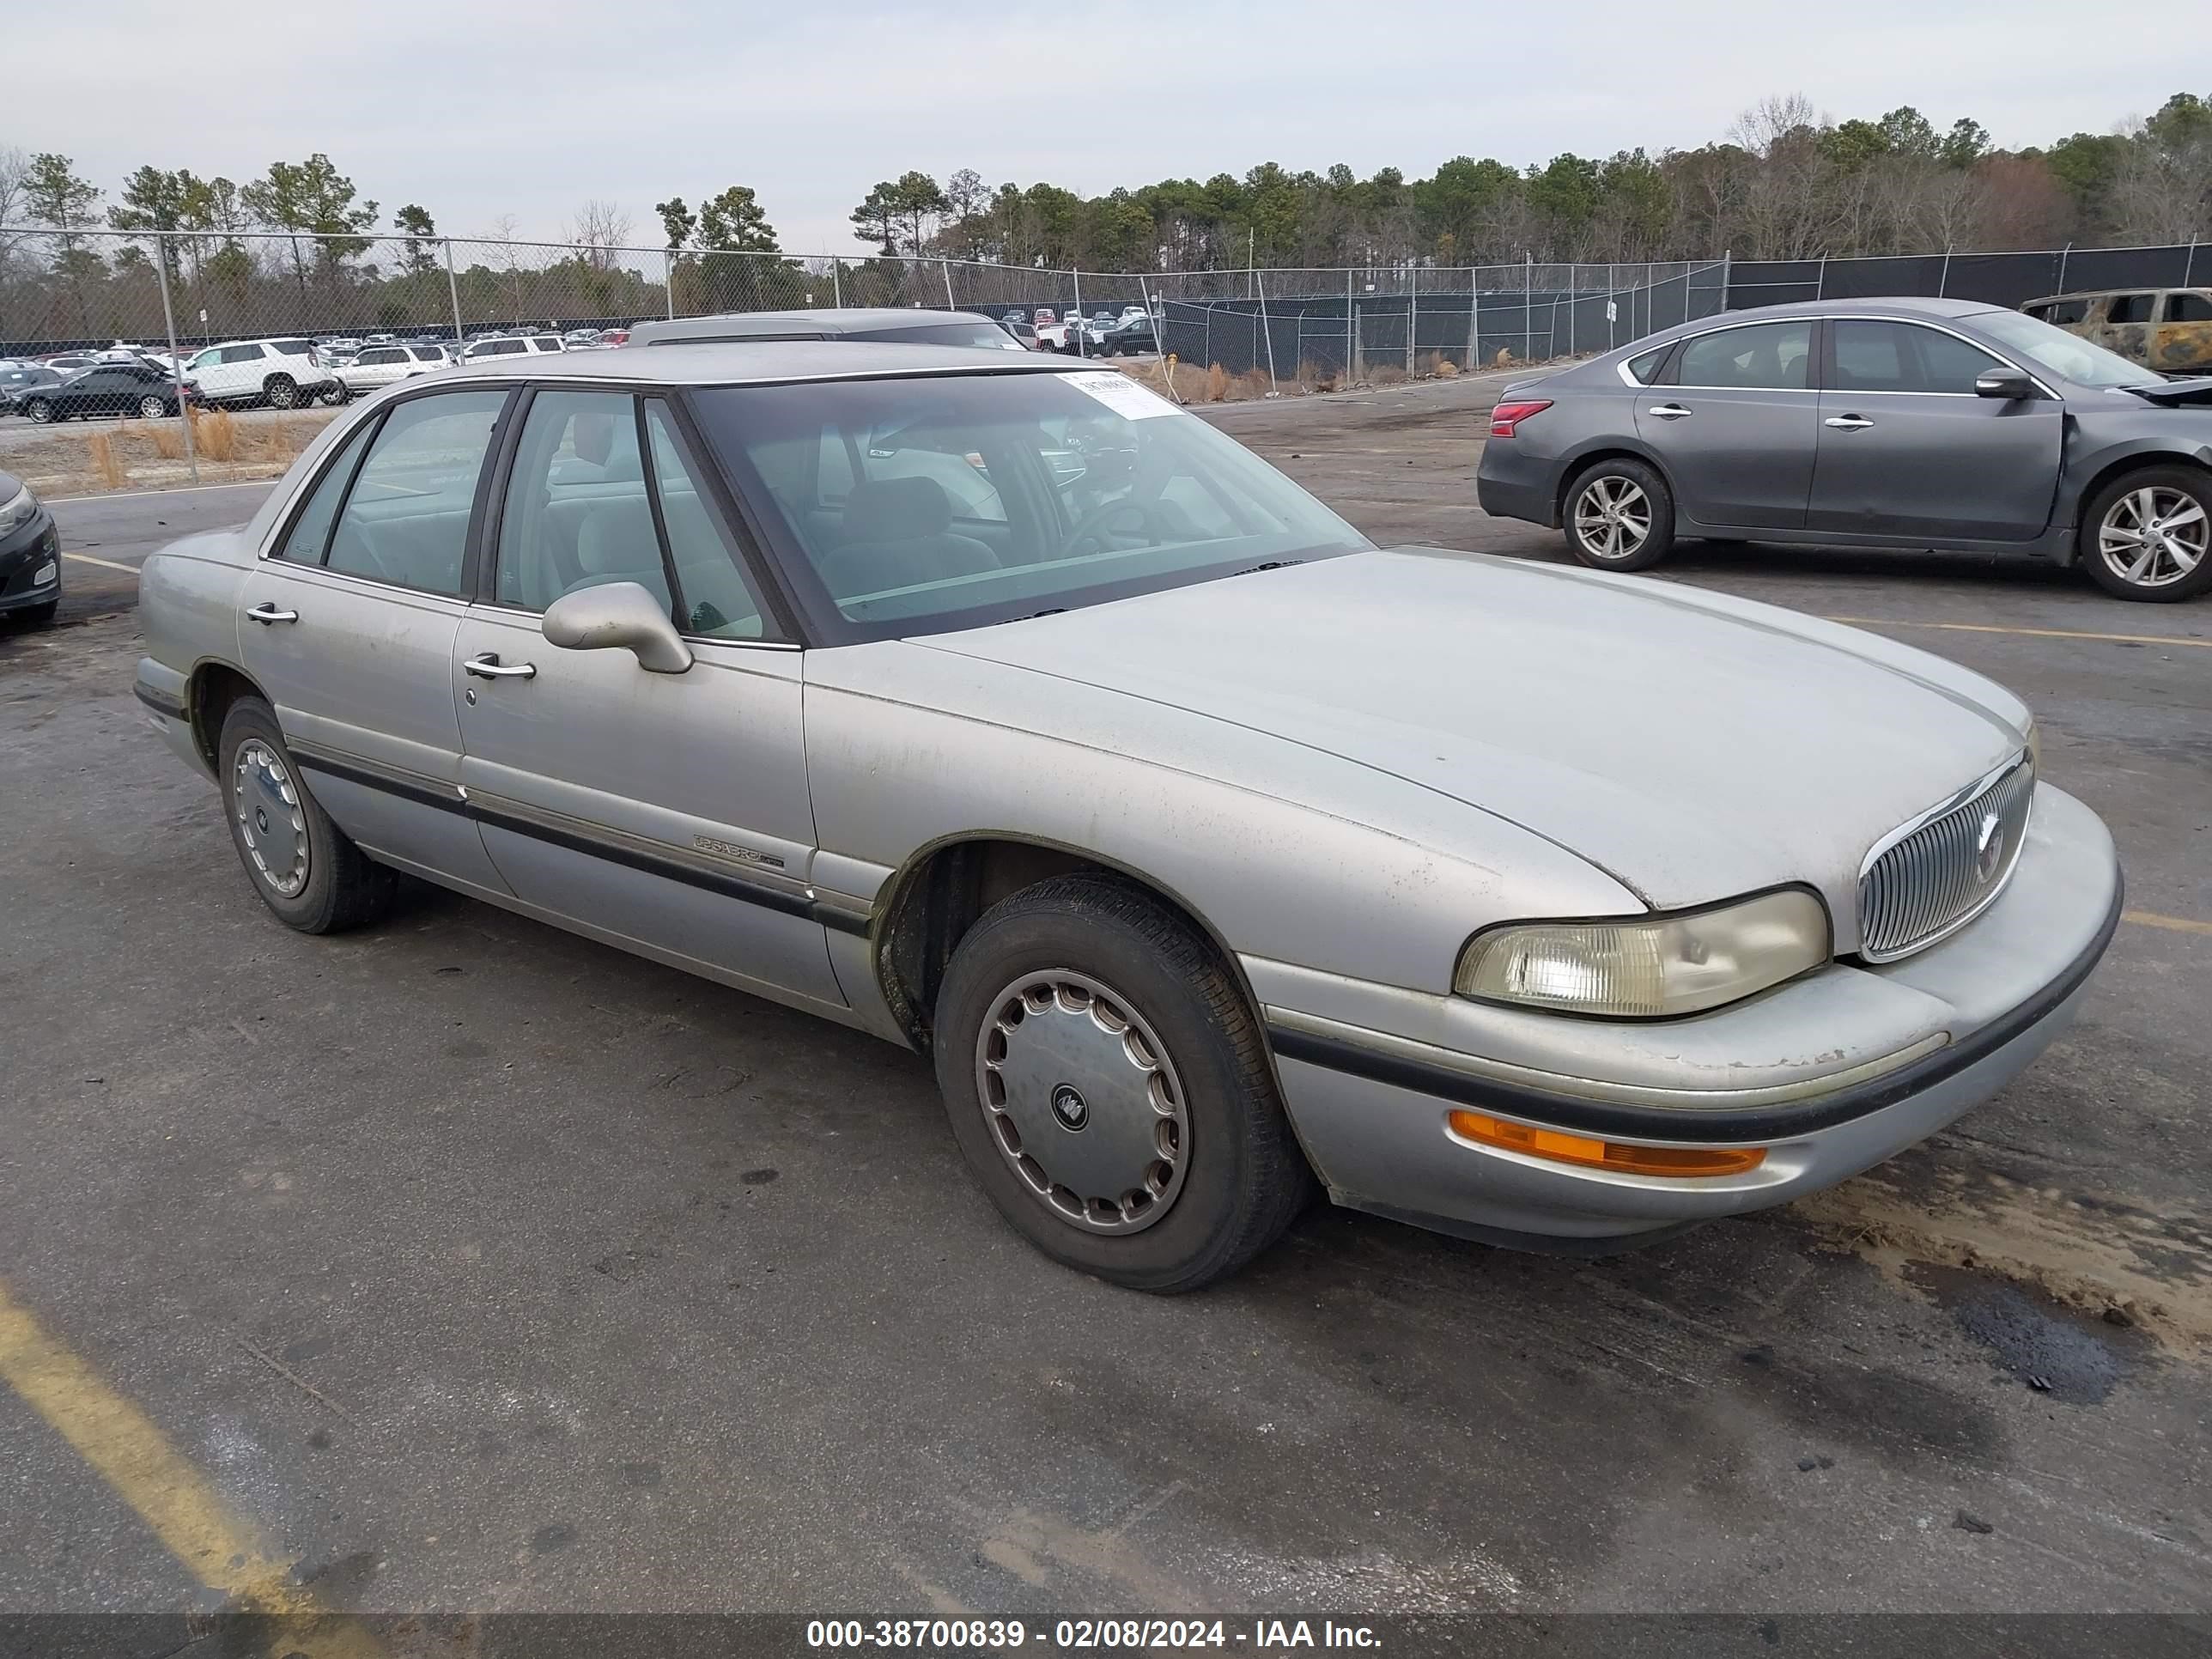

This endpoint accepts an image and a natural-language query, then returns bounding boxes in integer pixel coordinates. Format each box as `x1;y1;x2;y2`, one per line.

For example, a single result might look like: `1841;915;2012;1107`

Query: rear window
532;337;562;350
2166;292;2212;322
273;339;316;357
1623;345;1668;384
2106;295;2154;324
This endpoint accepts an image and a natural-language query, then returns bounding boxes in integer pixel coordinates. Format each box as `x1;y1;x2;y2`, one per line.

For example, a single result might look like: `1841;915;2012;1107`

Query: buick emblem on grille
1973;809;2004;884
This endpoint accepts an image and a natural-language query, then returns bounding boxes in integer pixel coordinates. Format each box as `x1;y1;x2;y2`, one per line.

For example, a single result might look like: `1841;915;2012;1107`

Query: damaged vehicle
1478;296;2212;602
2021;286;2212;378
133;343;2119;1290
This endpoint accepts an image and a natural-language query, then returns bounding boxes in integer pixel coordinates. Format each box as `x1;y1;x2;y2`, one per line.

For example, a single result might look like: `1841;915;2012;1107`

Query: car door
238;386;514;890
1808;318;2062;543
1632;318;1817;528
2095;293;2154;364
450;387;843;1008
2153;290;2212;374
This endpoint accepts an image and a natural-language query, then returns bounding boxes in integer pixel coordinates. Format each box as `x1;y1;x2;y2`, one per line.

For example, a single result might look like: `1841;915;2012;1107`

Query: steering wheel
1059;497;1169;557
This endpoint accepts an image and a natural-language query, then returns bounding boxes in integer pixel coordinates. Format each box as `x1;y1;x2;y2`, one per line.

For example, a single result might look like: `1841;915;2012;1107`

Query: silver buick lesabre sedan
132;343;2122;1291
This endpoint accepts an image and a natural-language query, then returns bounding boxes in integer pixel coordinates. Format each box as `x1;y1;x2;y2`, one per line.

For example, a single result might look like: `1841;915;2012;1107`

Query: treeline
848;92;2212;270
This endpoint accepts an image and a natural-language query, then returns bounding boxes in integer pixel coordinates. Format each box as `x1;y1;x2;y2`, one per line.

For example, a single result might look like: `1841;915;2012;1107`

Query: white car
335;343;450;397
462;334;566;363
183;337;341;410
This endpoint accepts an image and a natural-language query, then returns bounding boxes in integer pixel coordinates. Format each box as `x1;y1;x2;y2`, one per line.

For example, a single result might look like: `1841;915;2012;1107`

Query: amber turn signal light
1448;1111;1765;1178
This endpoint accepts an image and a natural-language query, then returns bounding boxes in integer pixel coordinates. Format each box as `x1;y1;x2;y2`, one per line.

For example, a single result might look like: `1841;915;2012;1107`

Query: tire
216;697;396;933
263;375;298;410
933;874;1315;1292
317;383;349;407
2080;466;2212;602
137;394;167;421
1562;456;1675;572
26;399;52;423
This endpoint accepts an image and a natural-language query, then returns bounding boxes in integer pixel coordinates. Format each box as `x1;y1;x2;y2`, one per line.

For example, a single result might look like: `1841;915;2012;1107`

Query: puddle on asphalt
1908;1263;2141;1404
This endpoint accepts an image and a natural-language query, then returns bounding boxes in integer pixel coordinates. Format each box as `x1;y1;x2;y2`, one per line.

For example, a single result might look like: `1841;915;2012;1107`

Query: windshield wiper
1229;559;1304;576
994;606;1068;624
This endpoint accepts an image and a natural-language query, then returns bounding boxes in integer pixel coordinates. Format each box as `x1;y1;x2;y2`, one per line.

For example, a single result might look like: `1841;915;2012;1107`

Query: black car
0;466;60;626
1093;313;1158;356
13;361;183;424
0;365;64;410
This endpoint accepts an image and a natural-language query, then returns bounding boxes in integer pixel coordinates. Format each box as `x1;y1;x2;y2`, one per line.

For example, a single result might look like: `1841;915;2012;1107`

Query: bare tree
568;199;635;270
483;213;529;321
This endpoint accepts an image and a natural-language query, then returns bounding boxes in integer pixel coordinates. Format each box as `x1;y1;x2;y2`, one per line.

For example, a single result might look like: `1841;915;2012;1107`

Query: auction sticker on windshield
1064;371;1179;419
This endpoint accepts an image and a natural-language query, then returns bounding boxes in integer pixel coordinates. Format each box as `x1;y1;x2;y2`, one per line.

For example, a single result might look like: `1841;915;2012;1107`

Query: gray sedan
1476;295;2212;601
133;343;2119;1289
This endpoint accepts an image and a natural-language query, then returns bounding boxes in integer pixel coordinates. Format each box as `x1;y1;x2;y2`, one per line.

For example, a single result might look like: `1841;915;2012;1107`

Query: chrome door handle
1646;403;1693;419
465;652;537;680
1824;416;1875;430
245;603;298;624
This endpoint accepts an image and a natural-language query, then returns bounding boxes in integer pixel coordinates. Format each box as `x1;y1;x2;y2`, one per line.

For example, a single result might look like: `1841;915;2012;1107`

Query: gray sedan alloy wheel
2098;486;2205;591
1574;476;1652;563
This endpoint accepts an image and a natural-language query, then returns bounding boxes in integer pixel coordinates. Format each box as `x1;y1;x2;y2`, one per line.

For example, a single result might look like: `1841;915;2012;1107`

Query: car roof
432;338;1083;387
2022;286;2210;303
628;307;994;346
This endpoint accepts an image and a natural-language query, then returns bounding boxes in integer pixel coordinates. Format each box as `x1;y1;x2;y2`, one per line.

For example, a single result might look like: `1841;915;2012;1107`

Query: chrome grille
1857;757;2035;962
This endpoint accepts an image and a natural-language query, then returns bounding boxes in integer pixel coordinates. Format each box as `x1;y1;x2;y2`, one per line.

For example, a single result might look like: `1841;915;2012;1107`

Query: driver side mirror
542;580;693;675
1974;368;2036;401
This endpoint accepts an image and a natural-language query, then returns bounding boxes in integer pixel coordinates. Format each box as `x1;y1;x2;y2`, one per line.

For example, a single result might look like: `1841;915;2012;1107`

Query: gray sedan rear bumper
1258;784;2121;1249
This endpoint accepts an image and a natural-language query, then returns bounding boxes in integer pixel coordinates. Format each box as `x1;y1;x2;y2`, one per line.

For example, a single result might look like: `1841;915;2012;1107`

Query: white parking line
63;551;140;575
42;479;274;506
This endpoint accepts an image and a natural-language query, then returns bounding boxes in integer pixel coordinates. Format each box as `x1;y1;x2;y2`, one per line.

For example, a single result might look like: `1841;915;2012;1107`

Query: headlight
1455;889;1831;1018
0;484;40;536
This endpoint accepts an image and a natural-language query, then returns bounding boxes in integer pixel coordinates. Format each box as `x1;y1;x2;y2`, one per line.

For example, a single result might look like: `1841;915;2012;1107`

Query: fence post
1407;270;1418;378
1073;268;1085;355
153;240;198;485
1137;271;1157;358
1938;243;1953;297
443;237;464;345
663;251;676;319
2056;242;2070;295
1568;264;1576;359
2185;239;2197;289
831;258;842;309
1346;268;1356;377
942;258;957;311
1255;265;1277;395
1720;248;1731;312
1815;254;1827;301
1523;253;1533;364
1467;273;1479;370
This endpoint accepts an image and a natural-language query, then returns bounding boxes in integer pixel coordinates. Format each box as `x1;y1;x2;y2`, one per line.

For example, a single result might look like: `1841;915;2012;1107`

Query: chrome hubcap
232;738;309;897
1574;476;1651;561
973;970;1189;1234
2100;487;2205;588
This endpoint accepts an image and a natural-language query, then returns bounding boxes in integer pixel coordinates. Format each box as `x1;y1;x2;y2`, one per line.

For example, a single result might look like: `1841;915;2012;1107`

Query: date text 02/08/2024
805;1619;1382;1650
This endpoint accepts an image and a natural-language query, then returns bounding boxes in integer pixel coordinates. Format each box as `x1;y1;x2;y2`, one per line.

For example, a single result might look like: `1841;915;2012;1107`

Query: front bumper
1255;783;2121;1249
0;510;60;612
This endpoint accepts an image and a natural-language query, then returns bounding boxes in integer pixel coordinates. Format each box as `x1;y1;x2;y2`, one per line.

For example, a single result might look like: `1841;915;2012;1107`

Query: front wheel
217;697;397;933
933;875;1315;1291
1562;457;1675;572
2081;467;2212;602
317;384;349;407
137;394;167;421
263;375;298;410
25;399;52;423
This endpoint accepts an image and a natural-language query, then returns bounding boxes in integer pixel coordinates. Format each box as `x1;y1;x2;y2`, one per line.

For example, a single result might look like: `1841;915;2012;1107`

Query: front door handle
1646;403;1693;419
245;602;298;625
465;652;537;680
1824;415;1875;430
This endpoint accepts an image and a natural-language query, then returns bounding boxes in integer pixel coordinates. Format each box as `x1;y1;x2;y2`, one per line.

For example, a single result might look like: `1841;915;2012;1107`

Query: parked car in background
336;343;451;396
599;327;630;347
131;341;2118;1289
1476;295;2212;602
1094;313;1159;356
629;308;1029;351
998;316;1042;349
15;360;183;423
563;328;604;348
462;334;566;362
2021;288;2212;377
0;467;59;627
42;352;102;374
184;337;341;410
0;365;64;410
1033;310;1079;352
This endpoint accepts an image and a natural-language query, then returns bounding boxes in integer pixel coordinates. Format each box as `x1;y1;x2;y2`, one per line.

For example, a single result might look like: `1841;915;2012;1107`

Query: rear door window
1674;321;1812;389
2106;294;2154;324
2165;293;2212;322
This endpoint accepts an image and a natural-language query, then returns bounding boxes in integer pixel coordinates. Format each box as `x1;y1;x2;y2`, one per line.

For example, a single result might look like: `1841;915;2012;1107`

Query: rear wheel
217;697;396;933
25;399;52;423
2081;467;2212;602
1562;457;1675;572
137;394;167;421
933;875;1314;1291
317;383;349;407
263;375;298;410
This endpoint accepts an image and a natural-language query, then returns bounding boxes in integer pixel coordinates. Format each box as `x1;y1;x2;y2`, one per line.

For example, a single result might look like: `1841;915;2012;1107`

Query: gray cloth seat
816;477;999;601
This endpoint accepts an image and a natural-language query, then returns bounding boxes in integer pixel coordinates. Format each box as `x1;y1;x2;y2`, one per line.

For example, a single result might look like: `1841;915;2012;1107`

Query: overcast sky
5;0;2178;256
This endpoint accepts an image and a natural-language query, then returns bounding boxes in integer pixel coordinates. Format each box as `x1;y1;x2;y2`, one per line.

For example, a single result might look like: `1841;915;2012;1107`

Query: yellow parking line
1825;615;2212;650
0;1279;383;1655
2126;909;2212;937
63;551;140;575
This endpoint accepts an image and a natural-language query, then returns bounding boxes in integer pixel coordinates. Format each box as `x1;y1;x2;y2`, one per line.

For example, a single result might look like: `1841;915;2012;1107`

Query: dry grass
1236;367;1273;399
150;422;186;461
192;406;239;461
1203;362;1230;403
1426;353;1458;378
85;432;126;489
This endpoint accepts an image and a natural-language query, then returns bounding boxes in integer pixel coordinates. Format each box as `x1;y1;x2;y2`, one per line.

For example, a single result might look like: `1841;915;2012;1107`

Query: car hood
917;550;2028;922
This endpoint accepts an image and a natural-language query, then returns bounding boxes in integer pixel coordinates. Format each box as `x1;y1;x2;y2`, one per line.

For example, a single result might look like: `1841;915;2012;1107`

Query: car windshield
860;321;1031;350
691;369;1370;642
1972;310;2160;389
